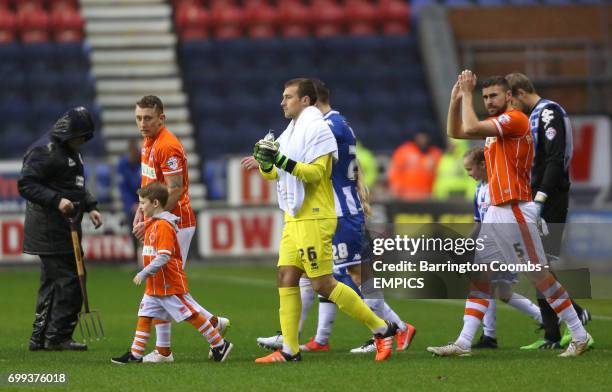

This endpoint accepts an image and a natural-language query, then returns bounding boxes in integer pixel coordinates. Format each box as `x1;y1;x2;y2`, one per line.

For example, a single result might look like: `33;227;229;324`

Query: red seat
175;1;210;41
45;0;78;7
210;0;244;40
311;0;344;38
0;6;16;43
50;2;84;42
244;0;278;39
278;0;311;38
17;2;49;43
379;0;410;35
344;0;379;36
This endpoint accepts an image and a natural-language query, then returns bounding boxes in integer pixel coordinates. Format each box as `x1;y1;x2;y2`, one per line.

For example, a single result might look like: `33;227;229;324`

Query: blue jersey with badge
323;110;366;272
324;110;364;220
473;181;490;222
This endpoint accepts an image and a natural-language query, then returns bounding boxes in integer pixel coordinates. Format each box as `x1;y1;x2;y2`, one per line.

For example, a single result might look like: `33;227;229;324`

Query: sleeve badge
166;156;179;170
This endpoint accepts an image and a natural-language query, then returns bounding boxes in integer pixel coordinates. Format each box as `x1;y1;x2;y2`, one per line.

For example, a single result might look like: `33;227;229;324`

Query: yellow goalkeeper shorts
277;218;337;278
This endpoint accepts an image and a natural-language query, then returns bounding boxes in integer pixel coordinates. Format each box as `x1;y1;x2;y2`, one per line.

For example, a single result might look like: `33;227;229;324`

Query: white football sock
482;300;497;338
298;277;315;336
506;293;543;324
314;299;337;345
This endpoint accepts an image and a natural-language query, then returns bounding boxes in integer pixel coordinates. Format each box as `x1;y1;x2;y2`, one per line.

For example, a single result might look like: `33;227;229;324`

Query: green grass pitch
1;265;611;391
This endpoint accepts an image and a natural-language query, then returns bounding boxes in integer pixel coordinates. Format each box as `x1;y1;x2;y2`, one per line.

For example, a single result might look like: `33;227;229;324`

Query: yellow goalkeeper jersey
260;154;336;222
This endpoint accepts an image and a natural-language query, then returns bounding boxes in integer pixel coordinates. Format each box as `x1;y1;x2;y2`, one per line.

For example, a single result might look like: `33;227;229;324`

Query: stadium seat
179;39;214;71
278;0;311;37
210;0;244;40
476;0;506;6
55;42;90;72
379;0;410;34
311;0;345;37
50;0;84;42
21;42;55;72
243;0;278;39
174;1;210;41
247;37;286;70
16;2;50;43
0;5;15;43
444;0;475;6
344;0;379;36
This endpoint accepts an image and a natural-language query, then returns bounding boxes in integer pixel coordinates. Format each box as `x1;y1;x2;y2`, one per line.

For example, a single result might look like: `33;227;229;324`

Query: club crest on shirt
542;109;554;127
498;114;511;125
166;156;179;171
545;127;557;141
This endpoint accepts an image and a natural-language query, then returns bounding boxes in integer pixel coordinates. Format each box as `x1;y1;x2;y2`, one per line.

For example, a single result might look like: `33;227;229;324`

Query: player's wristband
274;153;297;173
534;191;548;204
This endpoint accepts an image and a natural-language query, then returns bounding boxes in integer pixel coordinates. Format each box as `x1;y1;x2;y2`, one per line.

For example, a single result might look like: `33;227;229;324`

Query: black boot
44;339;87;351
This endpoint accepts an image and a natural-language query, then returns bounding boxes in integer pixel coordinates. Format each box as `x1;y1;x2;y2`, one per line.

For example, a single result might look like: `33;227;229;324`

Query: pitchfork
68;215;105;342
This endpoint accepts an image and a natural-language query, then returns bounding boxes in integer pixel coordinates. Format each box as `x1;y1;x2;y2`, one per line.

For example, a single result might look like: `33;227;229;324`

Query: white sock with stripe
154;321;171;349
536;274;586;341
456;297;489;349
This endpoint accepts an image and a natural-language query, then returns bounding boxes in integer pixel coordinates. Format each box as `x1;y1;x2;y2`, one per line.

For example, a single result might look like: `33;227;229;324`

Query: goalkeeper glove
253;141;276;172
255;139;296;173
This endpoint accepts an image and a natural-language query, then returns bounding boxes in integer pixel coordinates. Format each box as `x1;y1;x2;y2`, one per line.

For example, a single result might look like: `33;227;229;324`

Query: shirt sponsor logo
68;158;76;167
542;109;554;127
142;164;156;179
545;127;557;141
76;175;84;187
142;245;156;256
166;156;179;171
498;114;511;125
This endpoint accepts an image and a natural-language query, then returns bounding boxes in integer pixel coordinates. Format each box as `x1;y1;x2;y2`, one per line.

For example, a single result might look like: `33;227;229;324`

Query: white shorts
177;226;195;267
138;293;205;322
475;201;548;268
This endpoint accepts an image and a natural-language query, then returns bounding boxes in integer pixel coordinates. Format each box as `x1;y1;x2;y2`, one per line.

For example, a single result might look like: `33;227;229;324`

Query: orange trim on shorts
176;294;198;315
511;203;541;265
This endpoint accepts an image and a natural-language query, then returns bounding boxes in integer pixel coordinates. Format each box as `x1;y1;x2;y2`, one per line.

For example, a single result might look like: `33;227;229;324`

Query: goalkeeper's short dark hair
285;78;318;106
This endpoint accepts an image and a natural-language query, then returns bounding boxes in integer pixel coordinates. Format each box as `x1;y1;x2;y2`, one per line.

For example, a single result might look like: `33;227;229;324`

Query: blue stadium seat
179;40;215;72
56;43;90;72
22;43;56;72
444;0;475;6
476;0;506;5
506;0;540;4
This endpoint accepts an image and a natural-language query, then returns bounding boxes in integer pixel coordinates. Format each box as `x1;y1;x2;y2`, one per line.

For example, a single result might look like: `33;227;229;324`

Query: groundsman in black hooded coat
18;106;104;351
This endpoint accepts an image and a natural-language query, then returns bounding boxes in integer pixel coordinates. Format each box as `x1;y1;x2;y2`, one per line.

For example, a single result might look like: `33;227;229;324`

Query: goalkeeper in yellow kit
252;78;397;363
